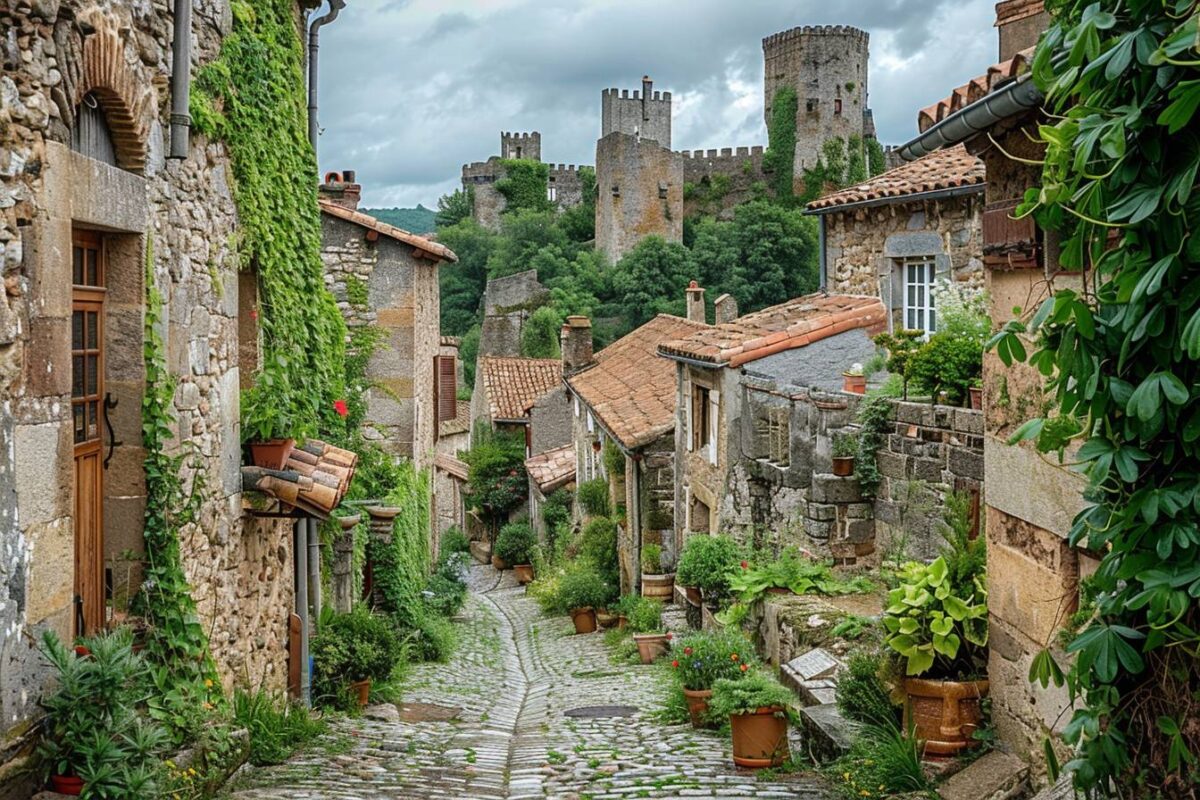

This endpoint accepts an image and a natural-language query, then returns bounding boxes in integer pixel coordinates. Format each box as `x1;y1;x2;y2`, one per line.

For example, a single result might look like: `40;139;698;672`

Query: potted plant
968;378;983;410
831;432;857;477
312;606;404;710
842;363;866;395
672;630;757;727
639;543;674;600
624;596;670;664
882;555;989;755
495;521;536;584
710;669;795;768
558;565;610;634
37;629;168;796
675;534;742;609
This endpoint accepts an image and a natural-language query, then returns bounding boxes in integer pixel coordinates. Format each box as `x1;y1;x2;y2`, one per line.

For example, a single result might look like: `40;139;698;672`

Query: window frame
900;255;937;336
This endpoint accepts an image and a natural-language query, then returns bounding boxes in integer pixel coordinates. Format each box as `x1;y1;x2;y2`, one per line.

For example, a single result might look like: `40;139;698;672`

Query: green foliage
709;670;794;719
764;86;798;203
425;549;470;617
408;613;457;663
646;506;673;531
581;516;620;588
37;629;169;796
192;0;346;441
233;690;325;767
866;137;886;177
640;543;663;574
675;534;743;601
622;596;664;633
728;548;874;603
487;208;570;279
556;564;613;611
832;432;857;459
906;331;983;405
437;221;495;337
872;329;925;400
462;428;527;529
835;651;898;726
435;187;474;228
440;526;470;557
671;630;758;691
882;556;988;678
557;166;597;243
365;205;437;234
981;3;1200;790
939;491;986;594
495;521;536;565
311;606;404;709
541;488;573;551
854;395;893;497
496;159;553;214
602;441;626;476
520;304;562;358
459;324;481;388
826;718;931;800
576;477;611;518
378;464;432;627
846;134;867;184
609;236;693;327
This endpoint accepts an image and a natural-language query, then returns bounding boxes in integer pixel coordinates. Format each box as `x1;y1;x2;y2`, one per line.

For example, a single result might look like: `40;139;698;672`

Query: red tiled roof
318;200;458;262
478;357;562;422
917;49;1035;133
807;145;984;211
658;294;887;368
439;399;471;437
525;444;576;493
567;314;710;450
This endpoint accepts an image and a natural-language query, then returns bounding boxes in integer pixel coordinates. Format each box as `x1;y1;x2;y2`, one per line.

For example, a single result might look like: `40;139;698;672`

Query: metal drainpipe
168;0;192;159
307;0;347;152
307;517;322;630
817;214;827;292
293;519;311;707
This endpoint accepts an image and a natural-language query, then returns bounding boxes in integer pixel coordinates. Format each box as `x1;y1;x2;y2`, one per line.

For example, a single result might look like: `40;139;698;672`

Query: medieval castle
461;25;885;262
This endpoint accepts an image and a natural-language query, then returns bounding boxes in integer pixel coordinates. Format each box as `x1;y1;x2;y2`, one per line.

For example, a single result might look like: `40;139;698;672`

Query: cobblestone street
223;565;834;799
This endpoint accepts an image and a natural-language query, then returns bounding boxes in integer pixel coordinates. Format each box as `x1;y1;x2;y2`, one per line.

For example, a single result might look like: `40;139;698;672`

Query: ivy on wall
764;86;798;204
191;0;346;442
495;159;553;214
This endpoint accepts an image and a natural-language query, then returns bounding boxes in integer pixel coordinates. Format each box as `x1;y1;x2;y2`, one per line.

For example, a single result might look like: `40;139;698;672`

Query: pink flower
333;399;349;417
250;308;258;321
740;561;748;569
672;660;680;668
665;632;673;641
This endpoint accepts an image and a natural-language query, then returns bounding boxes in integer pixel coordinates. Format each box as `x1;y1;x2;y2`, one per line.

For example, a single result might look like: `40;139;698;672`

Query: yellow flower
843;772;851;781
166;760;177;769
204;678;214;688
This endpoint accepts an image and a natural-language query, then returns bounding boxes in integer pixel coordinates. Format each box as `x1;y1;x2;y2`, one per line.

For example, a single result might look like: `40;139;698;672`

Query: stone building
477;270;549;359
594;129;684;264
656;293;886;559
461;131;589;230
563;309;710;591
805;145;985;332
470;355;563;443
899;0;1095;777
524;443;575;542
318;170;458;472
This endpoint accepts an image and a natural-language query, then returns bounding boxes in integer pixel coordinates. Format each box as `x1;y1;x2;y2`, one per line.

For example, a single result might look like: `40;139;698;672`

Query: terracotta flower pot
842;373;866;395
729;706;790;768
641;572;675;601
49;774;84;795
617;614;628;630
513;564;534;584
596;610;619;629
349;677;372;709
248;438;295;470
491;554;508;571
968;386;982;410
831;456;855;477
570;607;597;634
632;633;670;664
903;678;989;756
682;687;714;728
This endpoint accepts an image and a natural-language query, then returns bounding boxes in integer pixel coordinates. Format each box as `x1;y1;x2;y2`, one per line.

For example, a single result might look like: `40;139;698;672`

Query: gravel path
223;565;834;799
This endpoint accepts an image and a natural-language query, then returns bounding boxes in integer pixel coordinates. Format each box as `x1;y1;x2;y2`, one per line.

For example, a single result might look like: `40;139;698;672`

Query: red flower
683;647;693;656
665;632;673;641
333;399;349;417
671;660;680;668
730;653;739;662
740;561;748;569
250;308;258;321
740;663;749;672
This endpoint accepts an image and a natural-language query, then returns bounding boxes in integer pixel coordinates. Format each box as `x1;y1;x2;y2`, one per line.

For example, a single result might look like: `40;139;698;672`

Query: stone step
936;751;1031;800
469;539;491;564
1027;774;1078;800
797;702;859;763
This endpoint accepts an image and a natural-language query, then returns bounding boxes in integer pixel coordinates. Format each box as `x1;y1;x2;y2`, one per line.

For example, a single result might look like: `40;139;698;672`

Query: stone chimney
319;169;362;211
713;293;738;324
995;0;1048;60
561;315;594;375
686;281;706;324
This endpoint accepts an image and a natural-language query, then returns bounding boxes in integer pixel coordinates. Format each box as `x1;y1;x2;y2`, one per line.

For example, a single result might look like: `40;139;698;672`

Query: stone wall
462;159;506;231
528;385;572;458
680;146;767;219
0;1;299;783
595;132;683;264
477;270;548;359
819;192;984;330
600;83;672;148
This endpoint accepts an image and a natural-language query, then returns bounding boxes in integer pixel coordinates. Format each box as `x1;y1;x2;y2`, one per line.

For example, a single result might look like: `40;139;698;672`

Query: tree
557;166;597;243
486;209;570;279
437;220;495;336
495;159;553;214
521;305;561;359
435;187;473;228
610;237;694;328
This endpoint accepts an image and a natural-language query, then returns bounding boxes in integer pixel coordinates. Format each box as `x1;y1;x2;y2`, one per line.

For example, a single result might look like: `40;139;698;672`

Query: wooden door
72;230;105;637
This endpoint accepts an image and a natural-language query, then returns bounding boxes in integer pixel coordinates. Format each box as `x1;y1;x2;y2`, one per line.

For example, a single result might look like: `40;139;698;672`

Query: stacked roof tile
806;145;984;211
478;357;562;422
917;49;1035;133
318;200;458;262
524;444;576;494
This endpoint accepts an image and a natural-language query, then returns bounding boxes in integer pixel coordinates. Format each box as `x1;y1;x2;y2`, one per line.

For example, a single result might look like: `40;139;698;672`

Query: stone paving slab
223;565;835;799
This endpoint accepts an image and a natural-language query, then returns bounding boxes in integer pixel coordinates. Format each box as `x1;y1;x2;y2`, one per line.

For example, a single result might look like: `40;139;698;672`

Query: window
806;98;818;113
756;405;789;466
834;98;843;115
547;185;558;202
901;255;937;335
691;384;710;453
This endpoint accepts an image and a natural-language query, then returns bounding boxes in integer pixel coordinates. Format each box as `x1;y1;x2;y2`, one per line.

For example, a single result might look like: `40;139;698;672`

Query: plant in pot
831;432;857;477
495;521;536;584
312;606;404;710
842;363;866;395
968;377;983;410
242;395;299;470
624;596;670;664
557;564;611;634
881;555;989;756
675;534;742;609
639;543;675;601
710;669;795;768
672;630;757;728
37;629;168;797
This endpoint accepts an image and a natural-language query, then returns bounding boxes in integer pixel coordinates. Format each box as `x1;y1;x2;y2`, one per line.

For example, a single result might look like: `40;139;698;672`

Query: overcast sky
316;0;998;209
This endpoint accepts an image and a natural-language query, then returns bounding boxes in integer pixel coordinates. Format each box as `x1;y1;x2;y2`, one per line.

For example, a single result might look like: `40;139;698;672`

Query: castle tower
600;76;672;148
762;25;871;174
501;131;541;161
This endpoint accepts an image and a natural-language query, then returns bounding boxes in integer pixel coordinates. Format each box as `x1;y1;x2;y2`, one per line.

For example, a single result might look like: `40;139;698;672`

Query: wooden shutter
708;389;720;464
437;356;457;423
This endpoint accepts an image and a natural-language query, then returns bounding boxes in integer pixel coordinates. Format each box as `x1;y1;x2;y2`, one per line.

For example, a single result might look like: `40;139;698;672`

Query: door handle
102;393;121;469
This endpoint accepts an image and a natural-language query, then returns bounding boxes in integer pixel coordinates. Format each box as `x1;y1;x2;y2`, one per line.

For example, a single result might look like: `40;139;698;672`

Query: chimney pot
562;315;594;375
318;170;362;211
686;282;706;324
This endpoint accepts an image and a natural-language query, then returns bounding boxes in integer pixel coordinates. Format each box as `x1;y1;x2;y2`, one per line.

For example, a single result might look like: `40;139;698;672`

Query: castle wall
680;146;767;218
595;132;683;264
601;86;672;148
462;158;506;231
501;131;541;161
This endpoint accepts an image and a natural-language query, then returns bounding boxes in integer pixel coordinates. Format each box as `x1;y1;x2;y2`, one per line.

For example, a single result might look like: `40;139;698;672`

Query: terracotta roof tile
318;200;458;262
435;452;469;481
479;357;562;422
658;294;887;368
439;399;471;437
917;49;1035;134
806;145;984;211
524;444;576;493
567;314;710;450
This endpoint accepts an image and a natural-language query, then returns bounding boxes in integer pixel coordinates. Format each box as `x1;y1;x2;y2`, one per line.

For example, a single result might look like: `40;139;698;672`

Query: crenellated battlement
600;88;673;102
548;164;591;176
500;131;540;141
678;146;765;160
762;24;869;52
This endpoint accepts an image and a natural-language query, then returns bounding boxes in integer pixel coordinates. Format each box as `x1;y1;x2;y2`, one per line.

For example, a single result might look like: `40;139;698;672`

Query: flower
740;560;748;569
249;308;258;321
730;653;739;661
333;399;349;417
739;663;748;672
671;660;679;668
683;646;693;656
665;632;672;640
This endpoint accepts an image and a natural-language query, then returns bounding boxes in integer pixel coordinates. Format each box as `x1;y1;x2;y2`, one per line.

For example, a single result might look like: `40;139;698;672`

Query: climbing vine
989;1;1200;794
764;86;798;204
496;159;553;214
191;0;346;442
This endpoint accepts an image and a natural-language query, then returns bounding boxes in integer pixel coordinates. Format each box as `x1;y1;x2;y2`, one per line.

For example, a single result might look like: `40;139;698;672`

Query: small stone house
524;443;576;542
563;311;710;591
805;145;985;334
318;170;458;472
469;355;564;446
657;294;886;560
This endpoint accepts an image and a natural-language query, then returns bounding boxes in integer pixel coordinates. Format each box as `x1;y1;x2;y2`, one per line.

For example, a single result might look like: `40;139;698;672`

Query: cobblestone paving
224;566;834;799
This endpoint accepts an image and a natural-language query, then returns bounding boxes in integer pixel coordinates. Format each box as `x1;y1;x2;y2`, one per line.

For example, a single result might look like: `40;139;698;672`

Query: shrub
907;331;983;405
825;718;930;800
557;564;612;611
709;670;794;719
602;441;626;476
580;516;619;586
728;548;875;602
311;607;405;708
425;566;468;618
462;428;527;527
882;556;988;678
675;534;742;601
672;630;758;691
576;476;610;518
835;651;898;726
233;690;325;767
640;543;663;574
541;488;573;550
440;526;470;556
409;613;457;663
495;521;536;565
621;596;664;633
